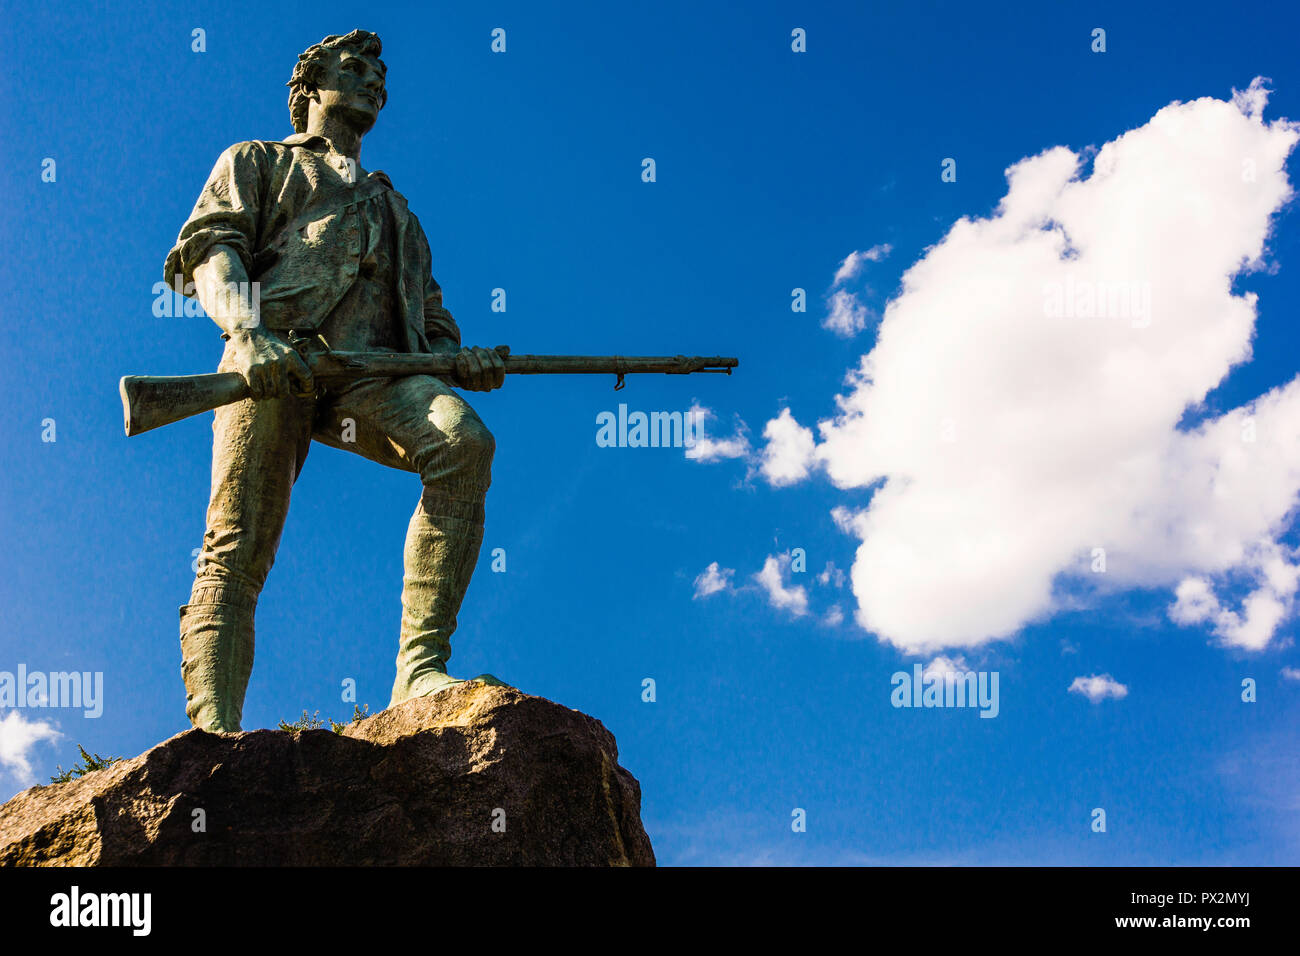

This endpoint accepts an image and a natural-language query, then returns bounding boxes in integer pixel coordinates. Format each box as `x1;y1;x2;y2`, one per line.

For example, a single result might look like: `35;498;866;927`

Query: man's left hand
454;345;508;391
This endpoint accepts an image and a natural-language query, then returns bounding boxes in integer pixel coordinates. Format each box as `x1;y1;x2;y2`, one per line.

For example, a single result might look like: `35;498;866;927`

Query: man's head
286;30;387;136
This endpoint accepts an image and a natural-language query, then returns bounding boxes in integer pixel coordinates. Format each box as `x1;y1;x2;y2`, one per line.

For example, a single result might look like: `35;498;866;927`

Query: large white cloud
766;80;1300;654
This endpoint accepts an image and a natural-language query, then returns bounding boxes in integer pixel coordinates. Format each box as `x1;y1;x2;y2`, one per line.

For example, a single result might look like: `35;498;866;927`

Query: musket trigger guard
286;329;316;358
613;356;627;391
284;330;328;399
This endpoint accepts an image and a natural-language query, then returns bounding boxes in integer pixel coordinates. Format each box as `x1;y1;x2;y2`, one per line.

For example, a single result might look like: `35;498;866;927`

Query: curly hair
286;30;387;134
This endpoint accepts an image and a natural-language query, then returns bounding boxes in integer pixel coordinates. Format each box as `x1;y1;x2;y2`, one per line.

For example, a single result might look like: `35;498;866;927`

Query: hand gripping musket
119;336;739;437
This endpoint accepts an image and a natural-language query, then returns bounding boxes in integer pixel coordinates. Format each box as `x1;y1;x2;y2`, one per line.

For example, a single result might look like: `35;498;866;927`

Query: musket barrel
311;352;738;380
495;355;738;375
120;352;739;436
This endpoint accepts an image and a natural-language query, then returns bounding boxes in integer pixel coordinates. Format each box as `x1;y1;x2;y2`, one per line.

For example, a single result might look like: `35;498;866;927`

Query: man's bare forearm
192;244;312;398
192;245;260;338
189;251;502;393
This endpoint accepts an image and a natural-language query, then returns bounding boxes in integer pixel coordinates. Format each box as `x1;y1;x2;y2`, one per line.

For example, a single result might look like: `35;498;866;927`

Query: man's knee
452;417;495;464
413;412;495;497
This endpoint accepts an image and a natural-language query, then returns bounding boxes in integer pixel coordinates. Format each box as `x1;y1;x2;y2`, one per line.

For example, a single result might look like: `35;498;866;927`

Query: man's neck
305;116;364;165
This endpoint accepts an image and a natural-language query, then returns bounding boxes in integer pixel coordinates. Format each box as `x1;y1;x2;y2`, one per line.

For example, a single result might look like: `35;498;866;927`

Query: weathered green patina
170;30;508;732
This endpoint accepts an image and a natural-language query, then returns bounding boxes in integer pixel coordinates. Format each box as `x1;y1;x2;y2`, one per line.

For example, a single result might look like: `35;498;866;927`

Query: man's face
312;48;386;134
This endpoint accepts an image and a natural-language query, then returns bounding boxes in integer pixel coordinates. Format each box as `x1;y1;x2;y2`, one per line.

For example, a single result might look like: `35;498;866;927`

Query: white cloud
823;604;845;626
1234;77;1271;120
760;408;817;486
823;289;871;336
0;710;61;786
924;655;971;678
1167;543;1300;650
684;403;751;462
754;554;810;617
764;79;1300;654
1282;666;1300;681
833;244;893;285
1069;674;1129;703
817;561;846;588
1169;577;1220;625
823;245;893;337
694;561;734;598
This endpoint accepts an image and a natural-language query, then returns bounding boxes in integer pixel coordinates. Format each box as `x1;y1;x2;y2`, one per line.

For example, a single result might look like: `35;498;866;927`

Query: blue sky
3;0;1299;865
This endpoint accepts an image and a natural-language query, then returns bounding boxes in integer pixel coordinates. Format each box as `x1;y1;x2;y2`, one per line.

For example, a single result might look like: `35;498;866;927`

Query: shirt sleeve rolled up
163;142;267;290
423;277;461;346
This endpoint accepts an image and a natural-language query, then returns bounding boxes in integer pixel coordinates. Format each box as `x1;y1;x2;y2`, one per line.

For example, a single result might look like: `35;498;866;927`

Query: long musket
119;340;738;437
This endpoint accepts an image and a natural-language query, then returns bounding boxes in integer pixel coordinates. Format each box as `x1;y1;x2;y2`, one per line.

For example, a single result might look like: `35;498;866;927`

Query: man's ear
302;63;324;103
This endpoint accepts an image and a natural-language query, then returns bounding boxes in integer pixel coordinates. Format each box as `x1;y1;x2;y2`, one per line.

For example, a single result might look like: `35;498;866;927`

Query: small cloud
754;554;810;617
760;408;817;486
824;244;891;337
833;244;893;285
924;655;971;678
1068;674;1129;703
817;561;846;588
0;710;62;786
1169;548;1300;651
685;404;751;462
694;561;735;599
1169;577;1219;625
823;604;845;626
822;289;872;336
1281;666;1300;681
1232;76;1271;121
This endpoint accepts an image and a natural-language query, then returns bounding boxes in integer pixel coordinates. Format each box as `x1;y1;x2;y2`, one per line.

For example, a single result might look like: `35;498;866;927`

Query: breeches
190;351;494;608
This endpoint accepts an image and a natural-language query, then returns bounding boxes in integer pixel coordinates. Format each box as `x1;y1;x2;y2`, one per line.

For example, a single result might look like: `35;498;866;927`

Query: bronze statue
163;30;511;732
145;30;735;733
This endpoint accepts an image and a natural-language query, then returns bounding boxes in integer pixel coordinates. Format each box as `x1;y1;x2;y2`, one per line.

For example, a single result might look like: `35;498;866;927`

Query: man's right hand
227;327;314;399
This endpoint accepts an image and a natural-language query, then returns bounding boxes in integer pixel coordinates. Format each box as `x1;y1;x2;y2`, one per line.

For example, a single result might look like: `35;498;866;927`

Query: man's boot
390;507;506;707
178;585;256;732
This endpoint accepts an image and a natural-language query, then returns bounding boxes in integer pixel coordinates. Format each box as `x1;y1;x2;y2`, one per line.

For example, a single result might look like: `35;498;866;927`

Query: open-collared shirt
164;132;459;351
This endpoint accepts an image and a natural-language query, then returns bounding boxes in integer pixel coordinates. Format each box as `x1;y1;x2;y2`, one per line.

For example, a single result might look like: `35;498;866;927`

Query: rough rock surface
0;684;654;866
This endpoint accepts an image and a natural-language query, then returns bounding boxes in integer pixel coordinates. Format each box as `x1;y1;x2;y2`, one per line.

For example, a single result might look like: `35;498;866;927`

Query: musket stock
120;372;251;437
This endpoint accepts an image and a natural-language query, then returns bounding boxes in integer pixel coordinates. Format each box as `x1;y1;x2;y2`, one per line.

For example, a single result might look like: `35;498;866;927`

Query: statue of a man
166;30;507;733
